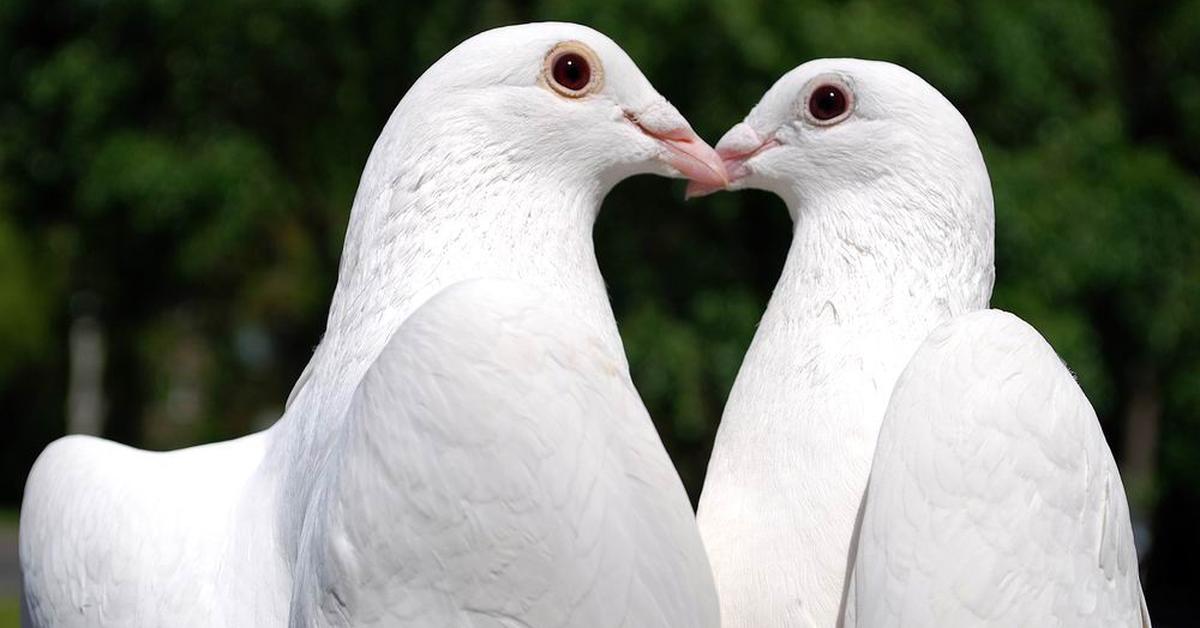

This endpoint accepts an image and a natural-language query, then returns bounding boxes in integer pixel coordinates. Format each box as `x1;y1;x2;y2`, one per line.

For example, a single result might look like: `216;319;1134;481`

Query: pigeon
692;58;1148;627
21;22;725;627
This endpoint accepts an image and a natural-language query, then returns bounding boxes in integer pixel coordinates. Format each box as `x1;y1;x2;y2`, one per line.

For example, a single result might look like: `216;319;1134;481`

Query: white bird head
689;58;991;220
688;59;994;301
323;23;729;406
394;22;727;191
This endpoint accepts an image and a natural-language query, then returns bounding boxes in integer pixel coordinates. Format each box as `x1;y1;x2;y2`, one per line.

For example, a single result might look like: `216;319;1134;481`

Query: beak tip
684;180;723;200
636;120;731;192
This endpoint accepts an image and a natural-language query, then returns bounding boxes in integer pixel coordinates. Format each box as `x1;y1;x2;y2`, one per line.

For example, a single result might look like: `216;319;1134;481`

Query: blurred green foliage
0;597;17;628
1;0;1198;620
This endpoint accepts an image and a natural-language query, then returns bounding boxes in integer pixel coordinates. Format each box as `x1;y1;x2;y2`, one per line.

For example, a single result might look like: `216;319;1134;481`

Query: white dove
21;22;725;627
692;58;1148;627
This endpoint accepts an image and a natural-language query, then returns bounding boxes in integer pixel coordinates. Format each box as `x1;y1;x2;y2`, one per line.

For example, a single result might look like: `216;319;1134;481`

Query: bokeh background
2;0;1198;624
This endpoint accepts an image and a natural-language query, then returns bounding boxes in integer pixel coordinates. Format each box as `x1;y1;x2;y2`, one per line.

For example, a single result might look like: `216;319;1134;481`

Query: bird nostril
714;123;769;160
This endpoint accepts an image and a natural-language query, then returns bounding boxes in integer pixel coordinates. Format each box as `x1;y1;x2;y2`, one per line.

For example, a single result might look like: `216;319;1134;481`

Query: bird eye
807;83;852;124
553;53;590;91
544;42;602;98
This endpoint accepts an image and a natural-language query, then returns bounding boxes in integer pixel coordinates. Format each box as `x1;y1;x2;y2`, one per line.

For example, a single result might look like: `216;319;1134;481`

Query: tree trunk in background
1122;363;1161;566
65;314;106;436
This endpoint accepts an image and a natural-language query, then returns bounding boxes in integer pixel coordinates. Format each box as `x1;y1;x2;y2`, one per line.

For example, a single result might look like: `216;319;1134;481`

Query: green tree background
1;0;1197;623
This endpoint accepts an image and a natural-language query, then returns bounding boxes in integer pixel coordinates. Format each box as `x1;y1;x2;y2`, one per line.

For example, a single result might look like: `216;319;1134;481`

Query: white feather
291;279;717;627
21;433;286;626
697;58;1146;628
21;22;719;627
845;310;1149;627
698;59;994;627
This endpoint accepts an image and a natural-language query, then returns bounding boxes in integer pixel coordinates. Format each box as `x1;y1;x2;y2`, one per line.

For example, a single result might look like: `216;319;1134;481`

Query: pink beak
634;121;729;189
684;122;778;199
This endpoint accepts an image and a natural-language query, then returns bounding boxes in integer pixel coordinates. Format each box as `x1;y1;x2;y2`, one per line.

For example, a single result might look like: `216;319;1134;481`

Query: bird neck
698;185;993;624
707;183;995;487
326;166;614;356
772;182;994;328
324;89;627;370
264;119;624;560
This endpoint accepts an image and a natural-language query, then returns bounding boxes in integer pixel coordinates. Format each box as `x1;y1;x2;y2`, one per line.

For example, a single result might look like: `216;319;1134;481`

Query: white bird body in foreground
291;279;719;626
22;22;724;627
845;310;1150;627
696;243;966;627
693;59;1147;627
21;432;282;626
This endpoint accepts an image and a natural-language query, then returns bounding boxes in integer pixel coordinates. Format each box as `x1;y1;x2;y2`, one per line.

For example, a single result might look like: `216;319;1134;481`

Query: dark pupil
553;53;591;91
809;85;847;120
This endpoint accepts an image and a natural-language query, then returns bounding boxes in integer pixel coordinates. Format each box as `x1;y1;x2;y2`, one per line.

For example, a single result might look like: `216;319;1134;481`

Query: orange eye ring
543;41;603;98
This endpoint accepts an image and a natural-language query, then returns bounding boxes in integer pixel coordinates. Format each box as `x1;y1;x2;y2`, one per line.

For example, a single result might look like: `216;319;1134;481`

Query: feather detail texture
291;279;718;627
20;22;720;627
845;310;1148;627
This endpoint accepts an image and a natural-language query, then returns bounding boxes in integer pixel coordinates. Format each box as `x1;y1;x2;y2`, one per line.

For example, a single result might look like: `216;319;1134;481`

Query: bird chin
685;171;754;199
684;180;725;199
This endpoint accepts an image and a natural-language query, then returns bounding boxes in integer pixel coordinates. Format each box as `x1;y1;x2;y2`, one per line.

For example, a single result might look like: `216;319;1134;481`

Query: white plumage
21;22;724;627
693;58;1148;627
845;310;1149;627
290;279;719;626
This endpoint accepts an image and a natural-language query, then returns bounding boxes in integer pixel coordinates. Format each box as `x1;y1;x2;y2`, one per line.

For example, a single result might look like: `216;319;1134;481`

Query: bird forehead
444;24;629;78
743;58;960;139
432;23;656;104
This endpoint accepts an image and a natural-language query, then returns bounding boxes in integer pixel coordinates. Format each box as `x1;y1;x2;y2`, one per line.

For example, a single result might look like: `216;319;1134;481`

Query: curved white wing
290;278;719;627
845;310;1149;627
20;432;285;627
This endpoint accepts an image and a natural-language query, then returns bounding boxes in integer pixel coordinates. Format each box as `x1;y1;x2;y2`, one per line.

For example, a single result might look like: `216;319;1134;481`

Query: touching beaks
630;113;729;189
684;122;779;199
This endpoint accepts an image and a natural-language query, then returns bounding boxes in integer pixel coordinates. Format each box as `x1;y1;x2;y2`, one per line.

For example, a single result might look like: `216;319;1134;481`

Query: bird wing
290;278;719;628
845;309;1148;628
20;432;281;627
